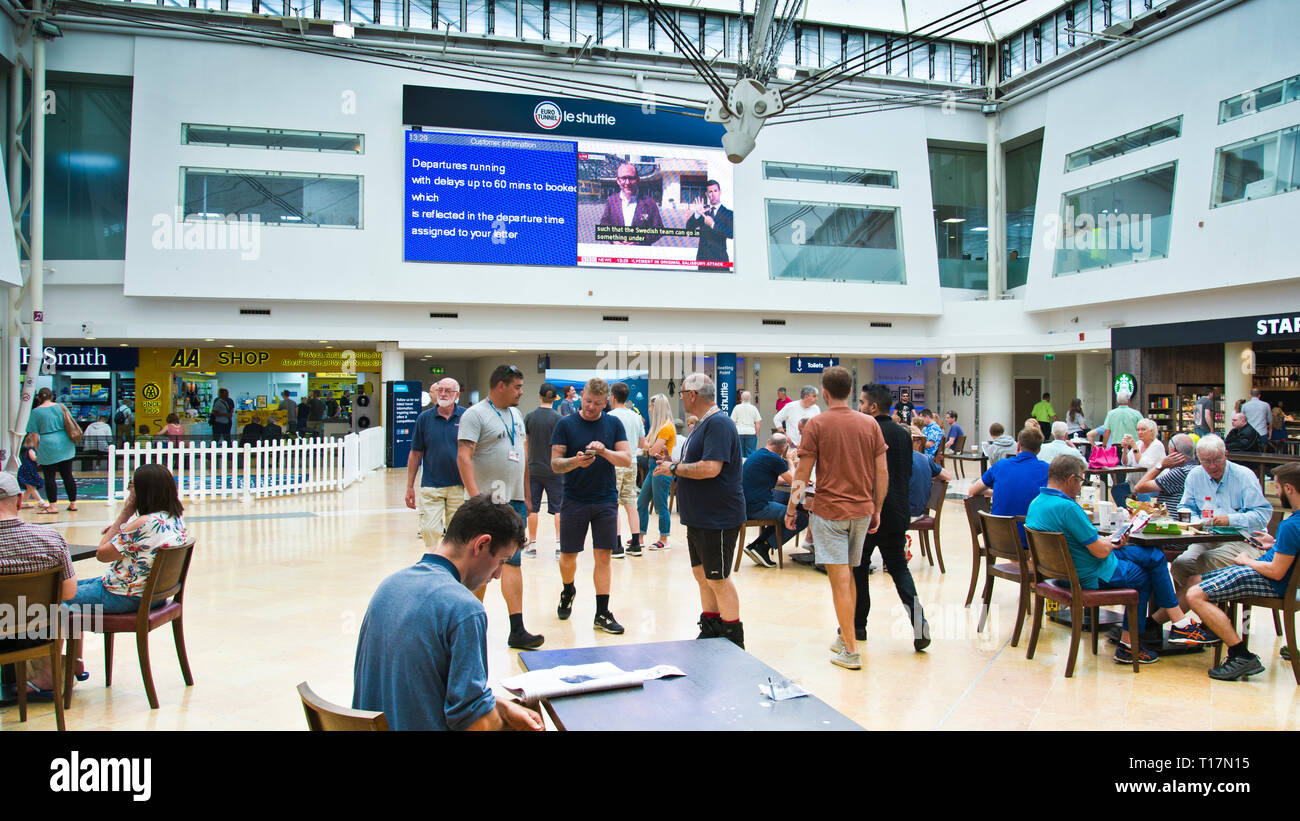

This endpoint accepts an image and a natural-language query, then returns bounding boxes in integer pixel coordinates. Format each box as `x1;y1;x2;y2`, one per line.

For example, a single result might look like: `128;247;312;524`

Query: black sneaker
611;544;625;559
594;611;625;634
1282;645;1293;661
697;614;723;639
914;619;932;652
507;629;545;650
1114;643;1159;664
1209;653;1265;681
743;539;776;568
626;541;643;557
557;588;575;620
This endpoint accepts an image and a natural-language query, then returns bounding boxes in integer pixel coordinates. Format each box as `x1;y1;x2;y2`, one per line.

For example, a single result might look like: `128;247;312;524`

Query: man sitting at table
1039;421;1086;467
239;415;266;446
918;409;944;459
910;426;952;517
968;425;1048;545
1026;455;1194;665
740;433;806;568
1186;462;1300;680
982;422;1017;466
1225;412;1265;453
943;411;964;454
352;493;544;731
1170;434;1273;625
1132;433;1197;511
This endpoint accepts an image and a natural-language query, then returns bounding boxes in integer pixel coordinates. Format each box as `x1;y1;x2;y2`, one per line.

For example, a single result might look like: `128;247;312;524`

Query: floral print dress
101;513;192;598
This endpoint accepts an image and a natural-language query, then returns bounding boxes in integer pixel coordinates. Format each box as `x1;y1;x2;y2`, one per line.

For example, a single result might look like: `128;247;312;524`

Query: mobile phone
1242;531;1264;548
1110;522;1133;544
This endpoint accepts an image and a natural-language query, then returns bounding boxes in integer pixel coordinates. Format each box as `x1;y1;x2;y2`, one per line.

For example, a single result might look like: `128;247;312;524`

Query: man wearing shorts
787;366;888;670
608;381;646;558
458;364;542;650
655;372;746;648
1187;463;1300;681
406;378;466;551
550;378;632;634
524;383;563;556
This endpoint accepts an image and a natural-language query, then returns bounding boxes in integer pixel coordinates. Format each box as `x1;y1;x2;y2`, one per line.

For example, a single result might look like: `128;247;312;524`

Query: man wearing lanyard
458;364;543;650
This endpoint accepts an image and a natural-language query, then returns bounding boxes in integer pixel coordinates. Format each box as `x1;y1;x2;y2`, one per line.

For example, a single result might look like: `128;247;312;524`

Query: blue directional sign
789;356;839;374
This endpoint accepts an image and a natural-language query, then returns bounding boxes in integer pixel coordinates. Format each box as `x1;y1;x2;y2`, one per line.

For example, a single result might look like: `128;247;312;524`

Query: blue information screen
405;131;577;266
386;380;425;468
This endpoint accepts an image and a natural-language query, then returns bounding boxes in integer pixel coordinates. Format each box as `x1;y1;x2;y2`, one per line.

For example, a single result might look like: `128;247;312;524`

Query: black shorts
529;475;564;515
559;499;618;554
688;526;741;580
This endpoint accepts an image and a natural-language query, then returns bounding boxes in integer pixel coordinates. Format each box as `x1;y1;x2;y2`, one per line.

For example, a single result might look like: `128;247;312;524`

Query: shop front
22;344;139;431
133;346;383;439
1112;311;1300;447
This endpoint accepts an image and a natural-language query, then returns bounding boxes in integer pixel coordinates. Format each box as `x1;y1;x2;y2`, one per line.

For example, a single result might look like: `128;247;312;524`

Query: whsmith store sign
20;346;139;372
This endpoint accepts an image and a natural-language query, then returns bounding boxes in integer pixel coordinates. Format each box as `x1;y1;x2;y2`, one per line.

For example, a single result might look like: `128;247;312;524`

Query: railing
106;426;386;503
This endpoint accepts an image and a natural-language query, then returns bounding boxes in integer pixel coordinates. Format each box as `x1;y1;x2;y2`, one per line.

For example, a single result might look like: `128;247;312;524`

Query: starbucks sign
1114;372;1137;396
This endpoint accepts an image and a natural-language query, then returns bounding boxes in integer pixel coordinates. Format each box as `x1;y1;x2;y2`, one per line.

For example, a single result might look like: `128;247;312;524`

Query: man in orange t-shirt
785;366;888;671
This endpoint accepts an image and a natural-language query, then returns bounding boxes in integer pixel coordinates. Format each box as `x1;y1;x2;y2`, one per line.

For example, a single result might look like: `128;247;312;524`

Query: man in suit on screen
598;162;664;246
685;179;733;269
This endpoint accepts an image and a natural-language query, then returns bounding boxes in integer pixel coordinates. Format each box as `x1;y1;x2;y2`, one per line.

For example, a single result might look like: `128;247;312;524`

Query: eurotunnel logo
534;101;562;130
141;383;161;401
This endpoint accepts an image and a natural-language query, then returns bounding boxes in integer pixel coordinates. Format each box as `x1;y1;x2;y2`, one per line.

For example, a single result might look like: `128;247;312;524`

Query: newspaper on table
500;662;684;705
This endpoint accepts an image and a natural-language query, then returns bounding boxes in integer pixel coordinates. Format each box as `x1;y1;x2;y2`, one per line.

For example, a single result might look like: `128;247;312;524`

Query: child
160;413;184;445
16;433;49;512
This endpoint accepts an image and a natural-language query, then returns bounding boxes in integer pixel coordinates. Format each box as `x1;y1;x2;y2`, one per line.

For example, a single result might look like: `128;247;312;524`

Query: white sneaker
830;635;845;653
523;546;537;558
830;649;862;670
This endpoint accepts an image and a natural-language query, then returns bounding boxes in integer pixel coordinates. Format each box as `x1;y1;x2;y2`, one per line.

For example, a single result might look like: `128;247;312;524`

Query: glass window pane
823;28;841;67
438;0;459;28
764;161;897;188
492;0;516;36
627;4;649;49
703;13;725;58
466;0;488;33
1005;139;1043;290
228;0;253;13
846;31;865;70
928;147;988;289
521;0;543;38
1065;115;1182;171
911;39;929;78
1007;33;1024;77
410;0;433;28
183;124;364;153
549;0;570;40
676;11;700;54
1219;73;1300;123
254;0;284;16
799;26;820;68
888;36;908;76
1054;161;1176;275
182;168;363;228
348;0;372;23
932;42;950;82
319;0;344;19
575;0;596;41
952;43;973;83
777;28;796;66
602;2;622;47
766;200;905;283
1092;0;1107;32
1212;125;1300;207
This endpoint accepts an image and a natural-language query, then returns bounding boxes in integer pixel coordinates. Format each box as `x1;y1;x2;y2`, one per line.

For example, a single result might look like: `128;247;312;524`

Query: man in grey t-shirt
1242;388;1271;440
458;364;541;650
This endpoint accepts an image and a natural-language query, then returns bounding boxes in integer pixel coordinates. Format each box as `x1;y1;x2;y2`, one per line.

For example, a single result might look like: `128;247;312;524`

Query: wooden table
517;638;864;731
947;452;988;478
1084;466;1134;496
69;544;98;562
1227;451;1300;485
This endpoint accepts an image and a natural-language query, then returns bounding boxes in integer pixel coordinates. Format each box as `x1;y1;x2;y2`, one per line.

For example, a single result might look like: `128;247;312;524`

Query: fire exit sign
429;366;445;375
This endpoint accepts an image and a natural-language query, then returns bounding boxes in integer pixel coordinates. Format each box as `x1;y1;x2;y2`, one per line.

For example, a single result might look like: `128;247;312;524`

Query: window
1053;161;1176;275
183;124;364;154
601;1;623;47
777;27;796;66
799;25;820;68
932;41;950;82
676;11;700;53
1219;74;1300;123
1211;124;1300;207
465;0;489;34
437;0;460;29
766;199;905;283
410;0;433;28
1005;139;1043;290
493;0;517;36
521;0;543;38
549;0;571;41
574;1;596;41
952;42;973;84
928;146;987;289
703;12;725;57
764;161;897;188
822;27;842;67
348;0;373;23
1064;116;1181;172
377;0;401;25
910;37;928;79
318;0;345;20
181;168;363;228
626;4;649;50
867;33;887;74
888;36;909;77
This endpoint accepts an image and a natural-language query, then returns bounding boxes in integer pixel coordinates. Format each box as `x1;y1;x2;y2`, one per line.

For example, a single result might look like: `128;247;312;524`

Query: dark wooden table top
69;544;98;562
517;638;864;732
1123;530;1242;549
1228;452;1300;466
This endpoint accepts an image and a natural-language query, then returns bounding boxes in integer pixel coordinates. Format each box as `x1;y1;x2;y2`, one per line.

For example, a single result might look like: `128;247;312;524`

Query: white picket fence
106;426;387;504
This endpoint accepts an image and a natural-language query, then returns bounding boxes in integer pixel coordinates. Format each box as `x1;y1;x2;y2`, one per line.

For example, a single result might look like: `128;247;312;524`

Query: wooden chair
298;681;389;731
962;494;991;607
64;543;196;710
732;518;786;571
948;436;968;477
0;567;66;730
976;512;1033;647
667;478;676;513
1024;527;1141;677
909;479;949;573
1210;543;1300;684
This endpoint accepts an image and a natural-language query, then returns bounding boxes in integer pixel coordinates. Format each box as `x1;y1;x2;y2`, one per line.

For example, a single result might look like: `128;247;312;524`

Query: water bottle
1202;496;1215;528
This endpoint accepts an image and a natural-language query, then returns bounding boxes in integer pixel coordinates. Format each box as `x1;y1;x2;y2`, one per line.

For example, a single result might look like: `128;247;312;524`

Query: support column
1224;342;1252;410
985;107;1004;300
378;342;404;384
979;354;1013;439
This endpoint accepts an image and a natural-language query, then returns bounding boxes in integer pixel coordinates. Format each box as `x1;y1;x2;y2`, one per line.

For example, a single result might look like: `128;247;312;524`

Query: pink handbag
1088;445;1119;469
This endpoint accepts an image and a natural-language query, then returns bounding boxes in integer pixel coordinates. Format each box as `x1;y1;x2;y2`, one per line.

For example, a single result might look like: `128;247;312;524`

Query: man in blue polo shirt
967;425;1048;544
1026;455;1194;665
1187;462;1300;681
406;378;467;549
352;493;543;731
740;433;804;568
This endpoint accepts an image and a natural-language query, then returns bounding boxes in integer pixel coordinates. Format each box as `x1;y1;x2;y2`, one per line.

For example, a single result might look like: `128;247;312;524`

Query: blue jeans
637;473;671;537
748;500;807;551
739;434;757;458
67;577;167;614
1100;548;1178;635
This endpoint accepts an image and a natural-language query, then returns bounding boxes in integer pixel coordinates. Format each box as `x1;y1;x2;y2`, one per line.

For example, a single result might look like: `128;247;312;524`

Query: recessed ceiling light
942;217;966;224
83;336;96;340
119;343;129;347
509;350;518;353
204;338;215;342
325;346;334;349
318;340;329;344
224;344;235;348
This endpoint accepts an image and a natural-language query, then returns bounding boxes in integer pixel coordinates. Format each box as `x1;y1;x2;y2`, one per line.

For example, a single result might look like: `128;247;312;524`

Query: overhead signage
715;353;736;414
402;86;725;148
789;356;840;374
20;345;138;372
1114;372;1138;396
1113;312;1300;349
165;348;383;372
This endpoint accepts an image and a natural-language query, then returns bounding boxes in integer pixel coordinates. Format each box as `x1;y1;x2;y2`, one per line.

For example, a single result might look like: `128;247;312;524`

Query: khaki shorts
419;485;467;548
614;465;638;506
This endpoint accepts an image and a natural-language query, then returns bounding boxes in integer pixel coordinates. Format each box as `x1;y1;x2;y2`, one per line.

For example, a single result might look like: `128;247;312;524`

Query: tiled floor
5;470;1298;731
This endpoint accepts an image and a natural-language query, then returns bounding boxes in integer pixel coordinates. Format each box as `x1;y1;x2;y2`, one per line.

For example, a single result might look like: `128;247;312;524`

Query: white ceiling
680;0;1067;42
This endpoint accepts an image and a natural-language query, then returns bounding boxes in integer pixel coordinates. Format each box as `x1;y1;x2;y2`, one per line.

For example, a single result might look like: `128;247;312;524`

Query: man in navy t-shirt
740;433;804;568
549;378;631;635
352;494;542;731
944;411;965;453
909;426;952;518
654;372;747;647
967;425;1048;544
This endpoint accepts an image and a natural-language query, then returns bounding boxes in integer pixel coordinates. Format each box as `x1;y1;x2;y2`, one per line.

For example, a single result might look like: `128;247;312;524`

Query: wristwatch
670;462;680;476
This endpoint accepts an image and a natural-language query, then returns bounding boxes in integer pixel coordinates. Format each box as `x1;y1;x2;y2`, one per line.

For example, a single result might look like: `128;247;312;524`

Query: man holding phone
1186;462;1300;681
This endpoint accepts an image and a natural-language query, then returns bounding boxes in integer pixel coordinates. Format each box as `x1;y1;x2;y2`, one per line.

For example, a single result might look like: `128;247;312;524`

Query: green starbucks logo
1114;373;1137;396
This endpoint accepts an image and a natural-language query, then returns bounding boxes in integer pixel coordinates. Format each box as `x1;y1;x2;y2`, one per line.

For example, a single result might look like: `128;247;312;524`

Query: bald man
406;378;469;547
730;390;762;458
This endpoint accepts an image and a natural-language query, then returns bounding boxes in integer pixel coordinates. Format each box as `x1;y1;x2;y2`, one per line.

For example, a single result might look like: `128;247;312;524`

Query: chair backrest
953;435;967;453
1268;508;1285;537
963;494;991;547
978;510;1031;574
141;542;196;607
0;567;62;642
1024;527;1081;591
927;479;949;523
298;682;389;731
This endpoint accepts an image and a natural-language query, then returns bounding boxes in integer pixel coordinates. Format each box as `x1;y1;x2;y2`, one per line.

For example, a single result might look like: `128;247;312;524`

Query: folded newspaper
500;662;684;704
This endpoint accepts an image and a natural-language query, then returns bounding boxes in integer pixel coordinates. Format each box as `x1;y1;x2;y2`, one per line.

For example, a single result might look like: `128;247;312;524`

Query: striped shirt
0;517;75;581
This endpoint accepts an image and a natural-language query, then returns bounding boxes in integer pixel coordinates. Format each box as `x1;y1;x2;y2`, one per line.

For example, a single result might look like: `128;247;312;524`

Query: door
1014;378;1041;432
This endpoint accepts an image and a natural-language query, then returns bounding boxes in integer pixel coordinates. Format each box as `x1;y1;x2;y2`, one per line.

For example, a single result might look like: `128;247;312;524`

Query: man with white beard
407;378;469;549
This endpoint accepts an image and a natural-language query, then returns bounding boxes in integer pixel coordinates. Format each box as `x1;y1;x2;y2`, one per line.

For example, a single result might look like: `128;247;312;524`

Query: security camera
706;79;785;164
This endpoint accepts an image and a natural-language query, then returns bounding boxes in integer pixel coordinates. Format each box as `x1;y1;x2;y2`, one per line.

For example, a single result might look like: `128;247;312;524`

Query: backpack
114;408;127;426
